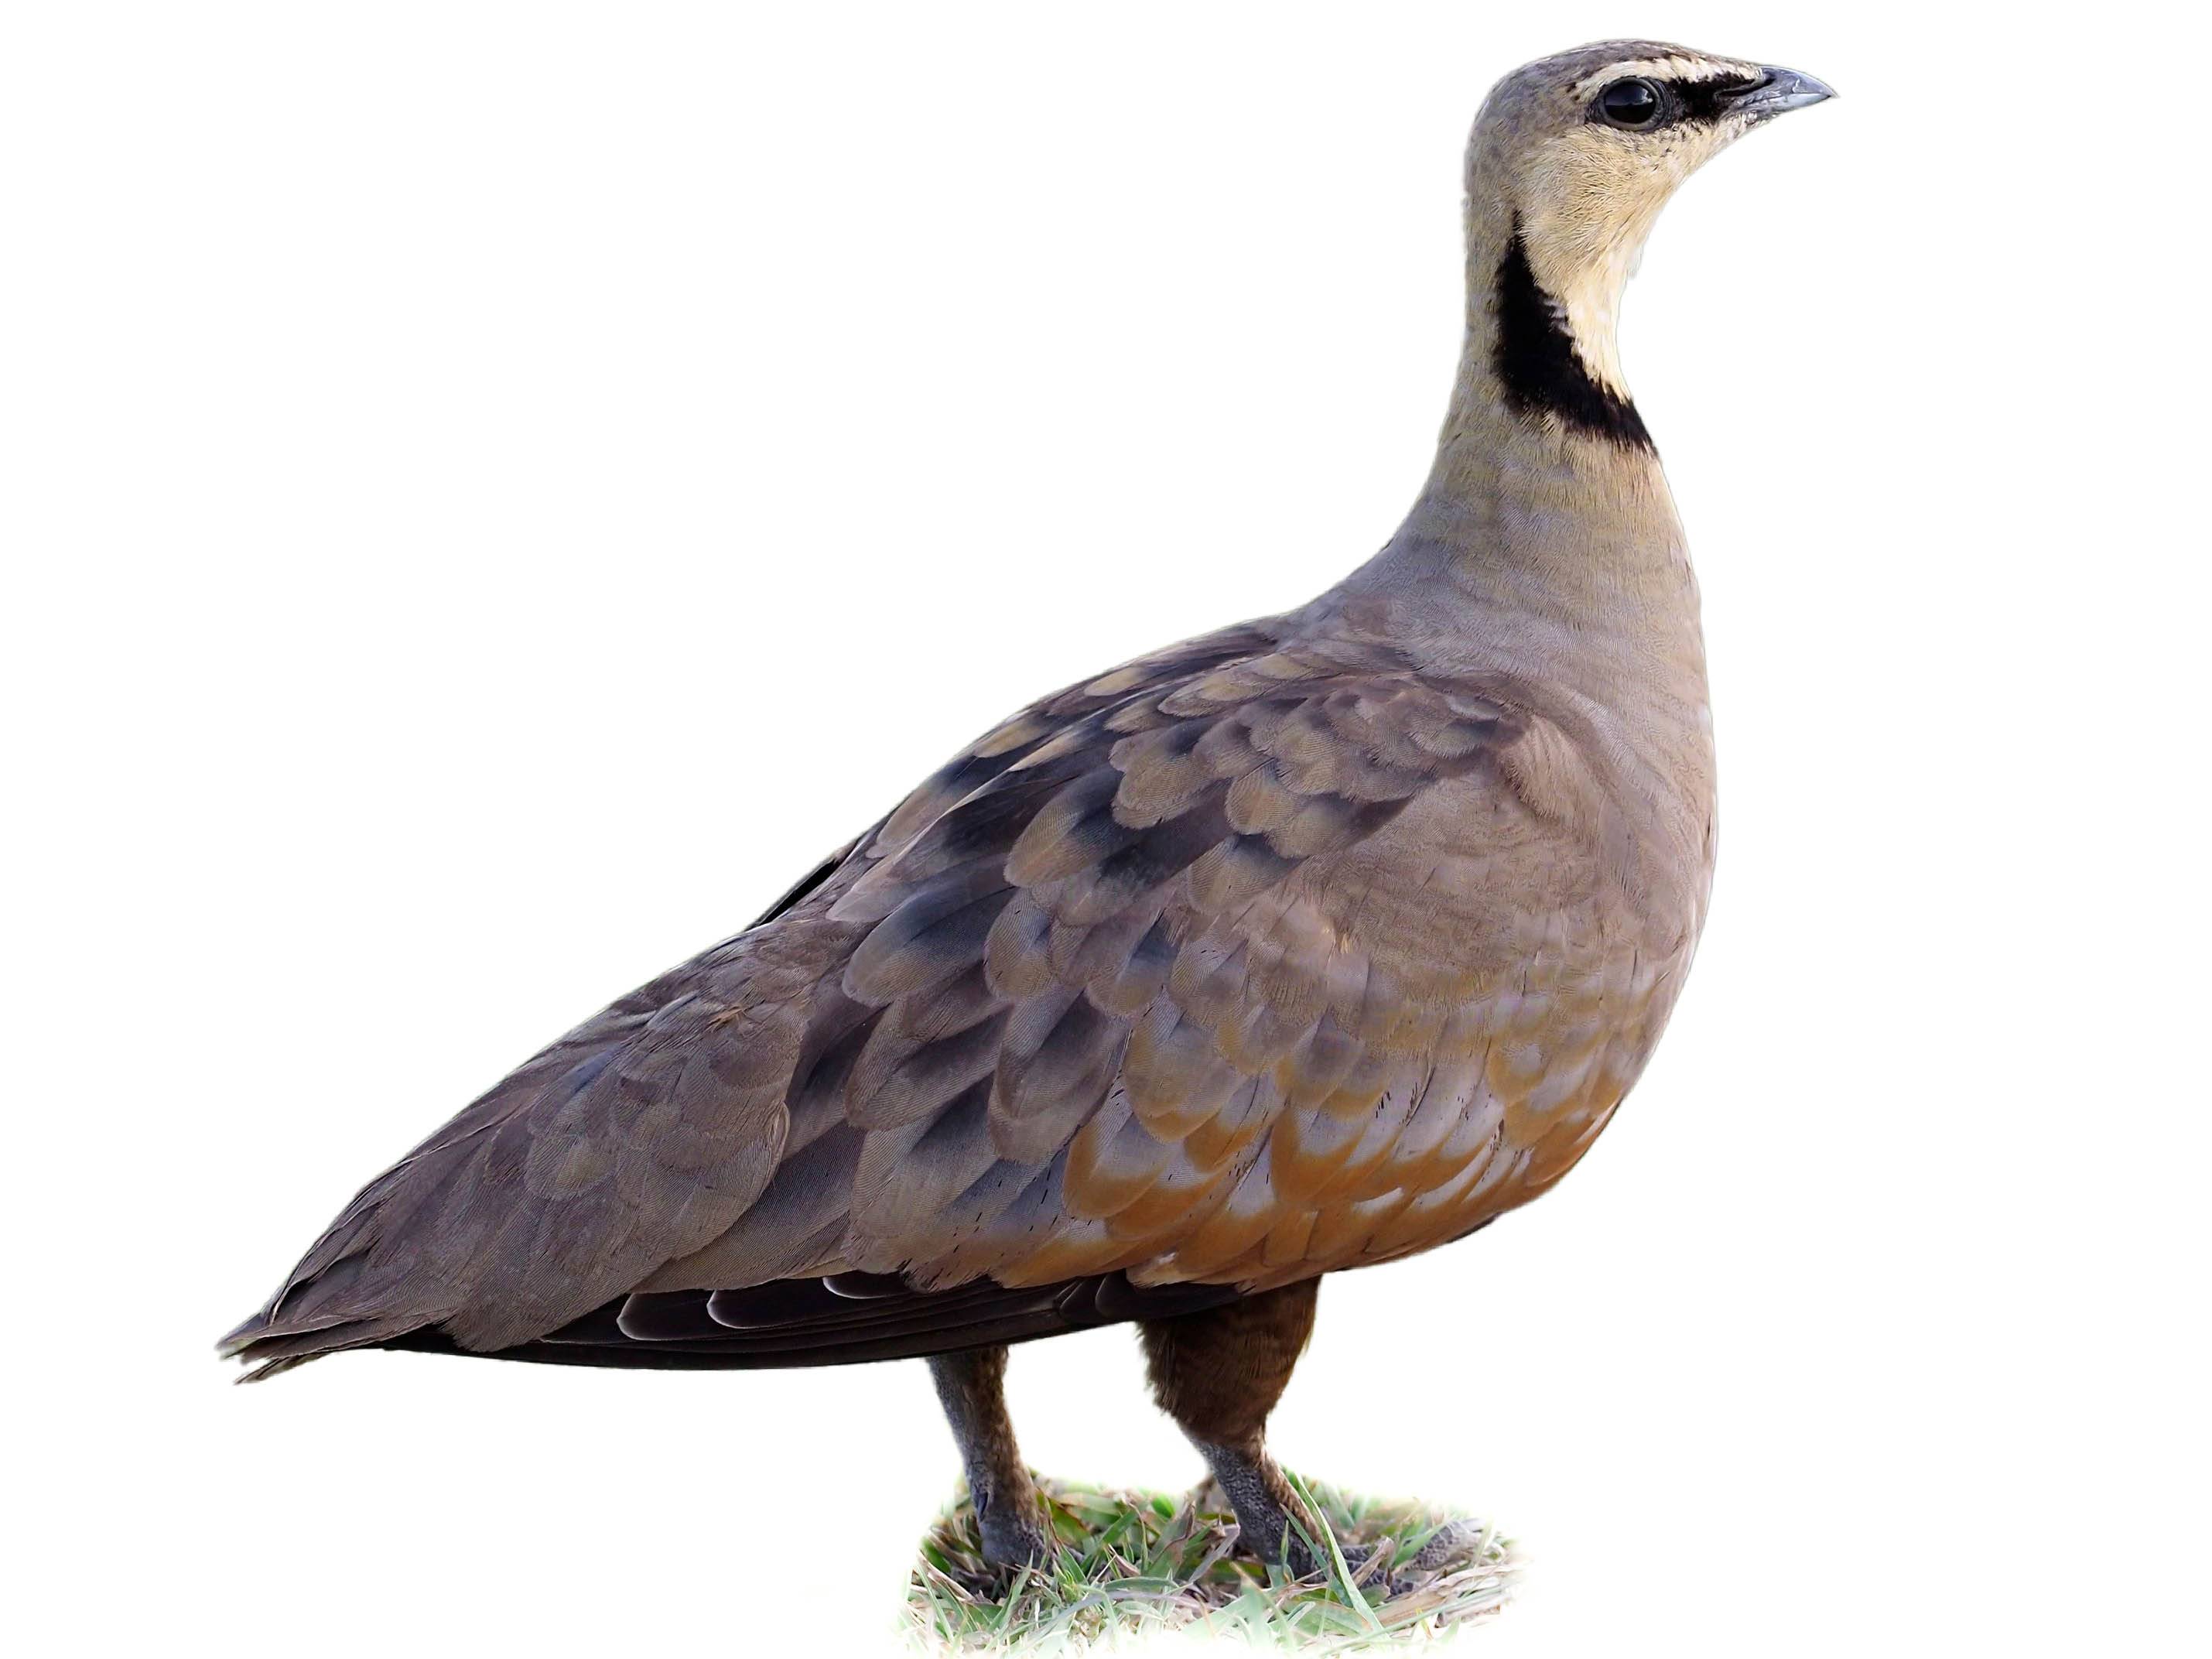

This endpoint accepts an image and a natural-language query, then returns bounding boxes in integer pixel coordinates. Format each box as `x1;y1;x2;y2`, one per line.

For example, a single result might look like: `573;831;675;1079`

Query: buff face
1480;45;1834;402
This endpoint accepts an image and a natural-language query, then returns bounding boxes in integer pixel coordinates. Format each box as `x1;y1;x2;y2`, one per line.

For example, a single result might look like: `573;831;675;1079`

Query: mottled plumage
222;39;1831;1574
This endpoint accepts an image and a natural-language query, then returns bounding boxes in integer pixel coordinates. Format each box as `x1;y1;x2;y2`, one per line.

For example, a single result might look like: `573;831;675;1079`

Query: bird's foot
1195;1451;1376;1585
1201;1452;1481;1595
1311;1520;1485;1596
971;1483;1051;1575
1277;1524;1387;1587
1270;1528;1475;1598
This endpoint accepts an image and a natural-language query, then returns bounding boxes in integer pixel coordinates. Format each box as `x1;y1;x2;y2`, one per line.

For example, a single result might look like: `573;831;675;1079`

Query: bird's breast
1274;711;1713;1254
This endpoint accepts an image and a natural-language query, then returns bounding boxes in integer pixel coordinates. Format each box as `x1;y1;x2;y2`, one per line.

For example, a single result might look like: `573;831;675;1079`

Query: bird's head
1463;41;1834;429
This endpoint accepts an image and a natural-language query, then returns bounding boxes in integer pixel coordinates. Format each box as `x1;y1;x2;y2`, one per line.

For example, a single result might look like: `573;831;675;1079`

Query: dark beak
1728;65;1836;120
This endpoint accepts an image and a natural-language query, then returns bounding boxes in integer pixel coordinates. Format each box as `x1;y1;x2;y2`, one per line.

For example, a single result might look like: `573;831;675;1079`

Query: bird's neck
1325;186;1703;701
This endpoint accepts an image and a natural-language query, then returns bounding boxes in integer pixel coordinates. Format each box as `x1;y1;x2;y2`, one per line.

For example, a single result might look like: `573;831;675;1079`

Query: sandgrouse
223;41;1833;1575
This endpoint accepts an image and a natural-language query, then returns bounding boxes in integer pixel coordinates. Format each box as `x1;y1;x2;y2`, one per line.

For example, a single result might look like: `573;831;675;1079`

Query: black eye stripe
1672;72;1765;123
1586;70;1766;130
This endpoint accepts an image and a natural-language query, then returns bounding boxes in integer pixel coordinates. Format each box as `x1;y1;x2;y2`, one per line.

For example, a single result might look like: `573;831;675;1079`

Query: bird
221;40;1833;1577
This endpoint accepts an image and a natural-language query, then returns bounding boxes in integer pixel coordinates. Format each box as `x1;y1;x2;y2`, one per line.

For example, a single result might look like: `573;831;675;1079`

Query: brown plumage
221;40;1831;1572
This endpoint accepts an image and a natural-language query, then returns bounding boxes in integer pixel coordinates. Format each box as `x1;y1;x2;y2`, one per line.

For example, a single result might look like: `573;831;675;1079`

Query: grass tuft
904;1473;1518;1651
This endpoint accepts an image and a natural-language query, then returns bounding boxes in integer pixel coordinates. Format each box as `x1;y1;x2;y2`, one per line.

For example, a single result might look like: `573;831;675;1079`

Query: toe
1401;1519;1482;1573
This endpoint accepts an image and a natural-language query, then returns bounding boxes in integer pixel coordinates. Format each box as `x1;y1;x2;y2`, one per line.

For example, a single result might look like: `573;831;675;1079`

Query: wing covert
644;632;1537;1307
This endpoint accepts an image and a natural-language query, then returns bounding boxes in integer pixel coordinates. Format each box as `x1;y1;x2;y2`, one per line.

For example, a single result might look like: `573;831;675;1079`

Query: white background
7;3;2207;1654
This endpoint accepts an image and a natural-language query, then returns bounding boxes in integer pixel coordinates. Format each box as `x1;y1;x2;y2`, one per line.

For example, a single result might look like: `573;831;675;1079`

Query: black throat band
1491;227;1653;453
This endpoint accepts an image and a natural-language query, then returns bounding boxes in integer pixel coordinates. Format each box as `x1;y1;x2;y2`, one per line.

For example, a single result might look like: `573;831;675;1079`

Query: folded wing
224;622;1596;1377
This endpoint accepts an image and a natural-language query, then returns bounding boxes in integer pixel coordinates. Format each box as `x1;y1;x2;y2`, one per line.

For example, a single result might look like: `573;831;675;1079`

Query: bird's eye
1596;77;1663;128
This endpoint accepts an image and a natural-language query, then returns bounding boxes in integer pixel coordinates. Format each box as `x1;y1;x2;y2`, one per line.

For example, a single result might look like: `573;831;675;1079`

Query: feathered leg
1139;1278;1338;1572
928;1344;1050;1570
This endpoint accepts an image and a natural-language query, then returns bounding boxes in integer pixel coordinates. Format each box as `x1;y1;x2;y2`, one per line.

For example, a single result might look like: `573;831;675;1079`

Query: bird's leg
1140;1278;1349;1576
928;1344;1050;1571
